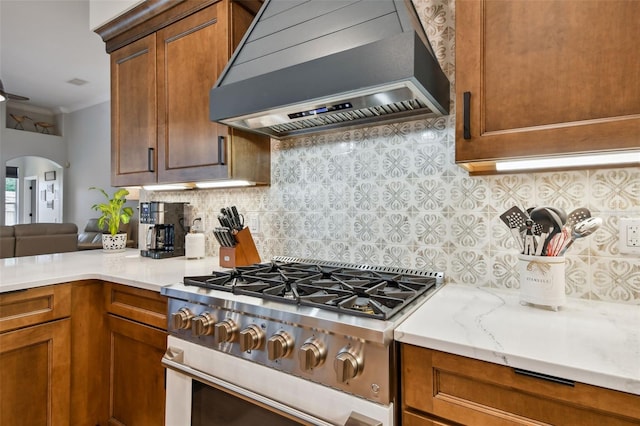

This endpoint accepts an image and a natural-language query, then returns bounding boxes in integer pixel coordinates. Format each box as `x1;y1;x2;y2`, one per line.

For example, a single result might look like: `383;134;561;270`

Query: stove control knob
334;350;361;383
267;331;294;360
239;325;265;352
298;339;326;370
171;308;194;330
214;319;238;344
191;312;215;336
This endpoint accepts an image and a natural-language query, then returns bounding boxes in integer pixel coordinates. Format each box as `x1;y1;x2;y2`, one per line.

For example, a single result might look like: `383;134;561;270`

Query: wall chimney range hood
210;0;450;139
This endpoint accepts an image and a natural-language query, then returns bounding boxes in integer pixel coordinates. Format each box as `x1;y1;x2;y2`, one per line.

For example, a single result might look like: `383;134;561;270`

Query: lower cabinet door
107;314;168;426
0;319;71;426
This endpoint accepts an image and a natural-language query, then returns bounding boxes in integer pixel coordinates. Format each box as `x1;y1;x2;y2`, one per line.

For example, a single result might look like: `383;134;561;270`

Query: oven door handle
164;347;362;426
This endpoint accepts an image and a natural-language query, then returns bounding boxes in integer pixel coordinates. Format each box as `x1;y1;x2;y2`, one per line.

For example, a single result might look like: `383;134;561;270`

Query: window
5;166;18;226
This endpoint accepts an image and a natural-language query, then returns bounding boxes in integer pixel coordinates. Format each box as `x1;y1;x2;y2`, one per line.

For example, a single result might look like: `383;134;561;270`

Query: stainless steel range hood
210;0;450;139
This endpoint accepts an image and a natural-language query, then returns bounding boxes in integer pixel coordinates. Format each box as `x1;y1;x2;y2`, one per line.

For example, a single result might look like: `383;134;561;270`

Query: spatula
499;206;527;252
566;207;591;229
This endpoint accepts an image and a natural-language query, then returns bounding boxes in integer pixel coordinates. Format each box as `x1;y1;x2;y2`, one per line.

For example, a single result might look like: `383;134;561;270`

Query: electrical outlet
619;218;640;255
247;214;261;234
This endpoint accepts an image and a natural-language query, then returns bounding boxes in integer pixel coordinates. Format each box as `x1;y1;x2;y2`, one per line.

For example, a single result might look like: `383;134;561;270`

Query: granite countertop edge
395;283;640;397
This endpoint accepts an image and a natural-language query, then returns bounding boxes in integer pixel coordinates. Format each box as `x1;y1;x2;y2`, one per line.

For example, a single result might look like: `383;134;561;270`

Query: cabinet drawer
104;283;167;329
402;345;640;426
0;284;71;332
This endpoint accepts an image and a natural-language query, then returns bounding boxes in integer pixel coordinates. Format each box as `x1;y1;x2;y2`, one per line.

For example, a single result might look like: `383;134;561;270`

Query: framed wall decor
44;170;56;181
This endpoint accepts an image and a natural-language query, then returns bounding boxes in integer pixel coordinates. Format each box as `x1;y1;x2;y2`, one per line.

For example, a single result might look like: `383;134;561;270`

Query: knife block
219;227;261;268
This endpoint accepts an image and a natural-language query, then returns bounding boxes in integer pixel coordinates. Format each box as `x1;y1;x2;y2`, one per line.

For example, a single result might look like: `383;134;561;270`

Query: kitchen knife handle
463;91;471;140
218;136;226;165
148;147;155;172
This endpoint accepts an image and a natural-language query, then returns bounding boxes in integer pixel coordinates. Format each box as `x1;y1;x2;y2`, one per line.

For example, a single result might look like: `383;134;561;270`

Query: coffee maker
140;202;188;259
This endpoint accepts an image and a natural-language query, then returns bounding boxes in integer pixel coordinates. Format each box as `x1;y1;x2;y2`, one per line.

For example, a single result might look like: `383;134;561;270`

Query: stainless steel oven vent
210;0;450;139
268;98;431;135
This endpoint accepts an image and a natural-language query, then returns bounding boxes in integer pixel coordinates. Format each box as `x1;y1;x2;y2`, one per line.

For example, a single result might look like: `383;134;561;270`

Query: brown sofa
77;218;136;250
0;223;78;258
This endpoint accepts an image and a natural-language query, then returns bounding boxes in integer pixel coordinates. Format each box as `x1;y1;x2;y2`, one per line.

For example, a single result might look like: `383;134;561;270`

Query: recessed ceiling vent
210;0;450;139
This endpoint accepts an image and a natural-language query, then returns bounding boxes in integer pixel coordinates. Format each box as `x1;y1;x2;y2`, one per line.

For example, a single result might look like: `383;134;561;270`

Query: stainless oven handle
163;347;339;426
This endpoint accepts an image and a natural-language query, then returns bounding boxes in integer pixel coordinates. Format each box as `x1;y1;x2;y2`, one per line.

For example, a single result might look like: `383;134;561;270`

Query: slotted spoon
558;216;602;256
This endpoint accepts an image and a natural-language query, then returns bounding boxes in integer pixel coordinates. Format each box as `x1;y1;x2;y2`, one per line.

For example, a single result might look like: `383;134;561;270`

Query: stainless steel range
161;257;443;426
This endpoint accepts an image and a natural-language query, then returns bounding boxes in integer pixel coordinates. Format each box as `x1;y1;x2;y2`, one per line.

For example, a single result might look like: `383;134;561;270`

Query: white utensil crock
518;254;566;311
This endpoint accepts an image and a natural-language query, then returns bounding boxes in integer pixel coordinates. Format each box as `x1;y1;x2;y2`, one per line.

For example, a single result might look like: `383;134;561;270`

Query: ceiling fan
0;79;29;101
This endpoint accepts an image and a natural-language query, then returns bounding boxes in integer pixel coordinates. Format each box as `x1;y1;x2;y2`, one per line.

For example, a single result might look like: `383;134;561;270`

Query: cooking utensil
565;207;591;229
530;206;566;256
547;231;568;257
523;219;537;255
529;208;553;255
526;207;544;237
558;216;602;256
500;206;527;252
548;208;591;256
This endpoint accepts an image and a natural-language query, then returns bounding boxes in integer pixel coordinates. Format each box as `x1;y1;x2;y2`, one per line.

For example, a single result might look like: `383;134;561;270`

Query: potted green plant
90;186;134;251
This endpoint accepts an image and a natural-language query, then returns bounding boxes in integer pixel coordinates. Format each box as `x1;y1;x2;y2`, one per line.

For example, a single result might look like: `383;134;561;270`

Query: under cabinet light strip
496;151;640;172
141;181;255;191
195;180;254;189
142;183;191;191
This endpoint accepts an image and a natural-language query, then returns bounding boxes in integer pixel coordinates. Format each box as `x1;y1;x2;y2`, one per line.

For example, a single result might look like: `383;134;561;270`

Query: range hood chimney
210;0;450;139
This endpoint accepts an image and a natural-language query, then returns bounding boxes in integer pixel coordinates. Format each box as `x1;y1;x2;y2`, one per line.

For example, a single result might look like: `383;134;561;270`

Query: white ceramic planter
102;233;127;252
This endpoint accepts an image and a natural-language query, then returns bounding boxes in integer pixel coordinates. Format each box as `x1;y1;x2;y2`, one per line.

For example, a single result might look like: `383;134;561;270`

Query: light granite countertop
2;251;638;397
0;248;220;293
395;283;640;397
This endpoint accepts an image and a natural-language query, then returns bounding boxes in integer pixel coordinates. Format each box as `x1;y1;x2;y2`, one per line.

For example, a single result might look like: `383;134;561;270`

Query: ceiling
0;0;110;114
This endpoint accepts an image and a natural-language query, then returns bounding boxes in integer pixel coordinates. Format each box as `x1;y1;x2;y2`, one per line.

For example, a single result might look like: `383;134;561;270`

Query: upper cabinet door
455;0;640;173
111;34;158;186
156;2;230;183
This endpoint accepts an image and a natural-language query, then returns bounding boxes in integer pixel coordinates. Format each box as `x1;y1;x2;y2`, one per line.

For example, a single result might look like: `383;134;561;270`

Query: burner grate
183;258;443;320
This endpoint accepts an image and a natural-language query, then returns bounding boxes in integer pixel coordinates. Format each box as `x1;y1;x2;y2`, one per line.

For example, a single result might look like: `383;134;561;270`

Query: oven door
163;336;392;426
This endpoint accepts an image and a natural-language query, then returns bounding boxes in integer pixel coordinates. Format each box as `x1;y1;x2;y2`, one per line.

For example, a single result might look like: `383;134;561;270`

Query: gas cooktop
163;258;444;403
183;258;439;320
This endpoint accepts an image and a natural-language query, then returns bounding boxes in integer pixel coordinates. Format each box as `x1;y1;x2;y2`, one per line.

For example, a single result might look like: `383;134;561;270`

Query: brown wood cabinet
71;280;109;426
0;282;168;426
106;315;167;425
104;283;168;426
98;0;270;187
401;344;640;425
0;285;71;426
455;0;640;174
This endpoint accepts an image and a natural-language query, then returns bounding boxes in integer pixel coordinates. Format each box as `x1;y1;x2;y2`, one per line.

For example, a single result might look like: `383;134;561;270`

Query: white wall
64;101;113;228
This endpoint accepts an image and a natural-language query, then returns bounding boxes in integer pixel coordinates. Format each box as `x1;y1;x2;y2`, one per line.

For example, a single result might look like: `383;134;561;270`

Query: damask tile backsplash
145;0;639;304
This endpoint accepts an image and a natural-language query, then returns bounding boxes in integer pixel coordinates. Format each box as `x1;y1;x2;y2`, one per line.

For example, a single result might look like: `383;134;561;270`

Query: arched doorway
4;156;63;225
